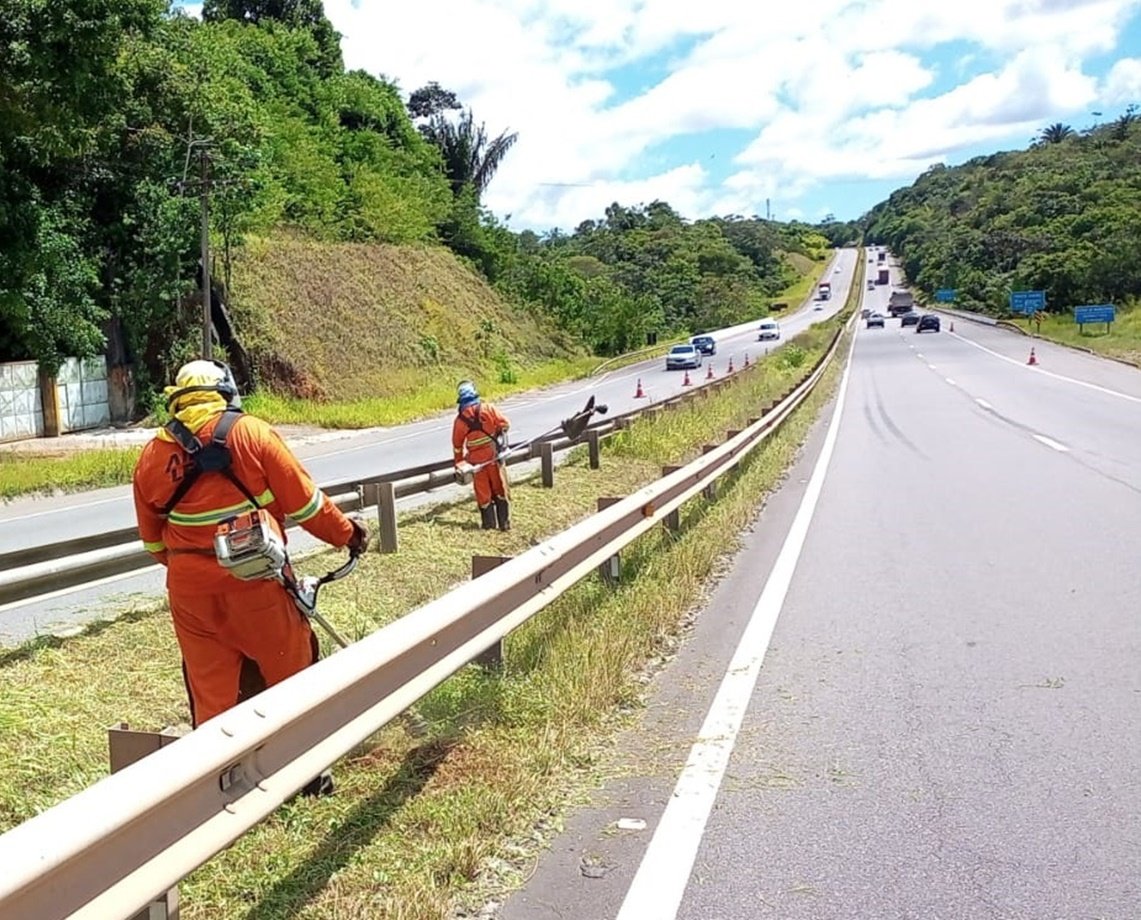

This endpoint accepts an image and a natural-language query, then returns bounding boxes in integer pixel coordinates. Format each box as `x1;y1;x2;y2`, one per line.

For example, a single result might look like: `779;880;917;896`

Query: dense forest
0;0;825;408
865;113;1141;314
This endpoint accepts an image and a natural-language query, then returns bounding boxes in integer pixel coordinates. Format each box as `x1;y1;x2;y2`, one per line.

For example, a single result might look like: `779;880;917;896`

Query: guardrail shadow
240;735;458;920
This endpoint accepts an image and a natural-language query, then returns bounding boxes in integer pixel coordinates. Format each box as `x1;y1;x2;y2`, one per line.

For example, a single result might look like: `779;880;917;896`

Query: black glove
347;517;370;556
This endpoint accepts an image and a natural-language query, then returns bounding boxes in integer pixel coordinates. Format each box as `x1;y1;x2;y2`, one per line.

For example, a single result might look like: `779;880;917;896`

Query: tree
1038;123;1075;144
201;0;343;75
407;82;461;119
419;109;518;199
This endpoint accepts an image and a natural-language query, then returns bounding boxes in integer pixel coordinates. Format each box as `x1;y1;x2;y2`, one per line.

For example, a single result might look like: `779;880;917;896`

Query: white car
757;319;781;341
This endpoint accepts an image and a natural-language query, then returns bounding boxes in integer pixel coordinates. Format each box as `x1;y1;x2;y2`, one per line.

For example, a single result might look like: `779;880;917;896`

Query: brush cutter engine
213;509;289;581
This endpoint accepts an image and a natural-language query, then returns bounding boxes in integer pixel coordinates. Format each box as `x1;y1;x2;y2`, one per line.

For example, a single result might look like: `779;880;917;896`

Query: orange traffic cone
634;378;646;398
1027;347;1038;366
682;369;692;386
727;357;735;373
744;352;750;367
705;363;715;380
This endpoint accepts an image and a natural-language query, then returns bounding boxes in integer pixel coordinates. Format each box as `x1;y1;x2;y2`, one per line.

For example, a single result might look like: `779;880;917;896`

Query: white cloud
1101;57;1141;104
326;0;1141;228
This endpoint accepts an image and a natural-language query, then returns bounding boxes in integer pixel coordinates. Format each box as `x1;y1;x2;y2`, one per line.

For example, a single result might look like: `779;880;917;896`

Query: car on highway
867;279;875;290
866;312;885;329
899;311;921;327
861;308;871;319
916;314;941;333
757;319;781;341
666;343;703;370
691;334;717;356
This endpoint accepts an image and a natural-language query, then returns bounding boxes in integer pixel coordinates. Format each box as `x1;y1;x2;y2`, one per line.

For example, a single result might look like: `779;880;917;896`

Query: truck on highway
818;281;832;300
888;290;915;316
877;251;886;263
876;267;889;285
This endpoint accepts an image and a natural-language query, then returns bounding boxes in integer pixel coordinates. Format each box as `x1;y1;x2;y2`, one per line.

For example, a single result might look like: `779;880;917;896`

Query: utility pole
199;147;213;360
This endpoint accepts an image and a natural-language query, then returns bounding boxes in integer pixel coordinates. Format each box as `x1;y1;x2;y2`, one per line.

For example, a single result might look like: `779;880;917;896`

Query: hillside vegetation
865;114;1141;317
230;239;582;403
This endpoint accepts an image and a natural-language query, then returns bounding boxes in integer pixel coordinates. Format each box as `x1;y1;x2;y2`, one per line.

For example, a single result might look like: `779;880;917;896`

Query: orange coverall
133;410;354;726
452;402;510;507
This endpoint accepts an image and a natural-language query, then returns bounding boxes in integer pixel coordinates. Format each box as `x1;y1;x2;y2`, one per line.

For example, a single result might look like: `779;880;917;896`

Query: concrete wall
0;361;43;442
0;356;111;443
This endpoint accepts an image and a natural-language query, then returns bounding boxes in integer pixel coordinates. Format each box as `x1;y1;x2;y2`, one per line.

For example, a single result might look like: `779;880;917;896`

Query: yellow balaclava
157;360;232;440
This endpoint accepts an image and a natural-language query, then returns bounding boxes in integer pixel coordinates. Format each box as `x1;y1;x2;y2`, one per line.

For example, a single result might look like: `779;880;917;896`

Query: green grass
1003;301;1141;367
0;316;849;918
772;249;831;315
0;447;142;501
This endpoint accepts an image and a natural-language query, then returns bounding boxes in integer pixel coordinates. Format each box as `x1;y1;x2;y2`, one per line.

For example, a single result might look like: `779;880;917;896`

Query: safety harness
160;408;259;515
459;405;505;452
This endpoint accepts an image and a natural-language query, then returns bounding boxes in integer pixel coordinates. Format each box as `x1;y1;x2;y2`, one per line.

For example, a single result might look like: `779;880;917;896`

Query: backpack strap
160;409;261;515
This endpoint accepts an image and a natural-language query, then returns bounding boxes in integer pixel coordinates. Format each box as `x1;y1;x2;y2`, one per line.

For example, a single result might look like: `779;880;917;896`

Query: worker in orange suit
452;380;511;531
132;359;368;793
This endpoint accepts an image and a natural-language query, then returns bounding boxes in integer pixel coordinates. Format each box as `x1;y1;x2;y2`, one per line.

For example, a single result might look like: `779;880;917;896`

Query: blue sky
321;0;1141;231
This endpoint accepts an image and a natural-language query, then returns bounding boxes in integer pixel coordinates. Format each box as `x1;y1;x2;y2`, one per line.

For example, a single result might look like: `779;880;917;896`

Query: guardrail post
471;556;511;668
702;445;718;500
540;441;555;488
661;466;682;532
363;482;399;554
109;724;182;920
586;430;601;469
597;497;623;584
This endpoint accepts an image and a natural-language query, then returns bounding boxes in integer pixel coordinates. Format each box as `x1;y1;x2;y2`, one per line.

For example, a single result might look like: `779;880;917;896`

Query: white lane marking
976;398;994;411
1033;434;1069;453
616;328;858;920
951;332;1141;405
0;493;124;524
927;363;936;370
945;378;957;386
0;563;164;615
916;353;924;359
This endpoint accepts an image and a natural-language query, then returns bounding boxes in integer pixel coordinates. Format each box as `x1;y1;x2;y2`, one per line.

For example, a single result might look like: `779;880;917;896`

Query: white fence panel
0;361;43;442
56;356;111;433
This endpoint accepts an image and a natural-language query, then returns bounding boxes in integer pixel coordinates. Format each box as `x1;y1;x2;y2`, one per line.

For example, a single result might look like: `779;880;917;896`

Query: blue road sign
935;288;956;303
1010;290;1046;314
1075;304;1115;324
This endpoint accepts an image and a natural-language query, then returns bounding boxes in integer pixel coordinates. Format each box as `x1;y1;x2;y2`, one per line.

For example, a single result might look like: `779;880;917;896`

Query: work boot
494;497;511;532
479;504;497;530
299;770;335;798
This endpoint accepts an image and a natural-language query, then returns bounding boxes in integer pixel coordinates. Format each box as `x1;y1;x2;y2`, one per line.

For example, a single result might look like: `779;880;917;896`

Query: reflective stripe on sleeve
287;488;323;524
143;540;166;553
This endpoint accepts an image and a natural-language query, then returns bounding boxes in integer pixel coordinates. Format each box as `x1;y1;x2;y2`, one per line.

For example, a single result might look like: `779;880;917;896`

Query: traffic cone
634;378;646;398
727;357;735;373
1027;347;1038;366
744;352;750;367
682;369;692;386
705;363;715;380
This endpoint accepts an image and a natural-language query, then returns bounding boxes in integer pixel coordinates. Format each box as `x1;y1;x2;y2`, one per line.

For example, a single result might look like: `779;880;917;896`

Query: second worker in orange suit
452;380;511;530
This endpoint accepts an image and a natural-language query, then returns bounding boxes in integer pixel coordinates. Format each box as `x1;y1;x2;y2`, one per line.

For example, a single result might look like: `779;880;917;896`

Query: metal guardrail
0;368;755;606
0;316;852;920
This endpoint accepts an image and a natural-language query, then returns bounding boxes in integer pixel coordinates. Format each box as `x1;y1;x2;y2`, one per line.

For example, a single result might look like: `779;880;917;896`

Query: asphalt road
496;254;1141;919
0;250;857;645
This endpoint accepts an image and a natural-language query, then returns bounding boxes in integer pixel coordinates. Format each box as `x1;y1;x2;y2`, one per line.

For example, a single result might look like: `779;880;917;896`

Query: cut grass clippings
0;316;849;919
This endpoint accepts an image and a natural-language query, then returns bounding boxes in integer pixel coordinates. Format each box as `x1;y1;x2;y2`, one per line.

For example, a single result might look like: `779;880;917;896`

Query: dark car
861;308;871;319
691;334;717;356
899;311;921;327
916;314;941;333
866;313;885;329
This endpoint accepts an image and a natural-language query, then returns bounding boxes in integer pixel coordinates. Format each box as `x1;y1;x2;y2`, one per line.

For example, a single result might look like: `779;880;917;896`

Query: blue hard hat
457;380;480;408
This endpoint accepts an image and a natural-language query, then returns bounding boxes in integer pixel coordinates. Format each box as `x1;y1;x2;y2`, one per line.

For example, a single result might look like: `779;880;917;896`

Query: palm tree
1038;123;1075;144
420;109;519;200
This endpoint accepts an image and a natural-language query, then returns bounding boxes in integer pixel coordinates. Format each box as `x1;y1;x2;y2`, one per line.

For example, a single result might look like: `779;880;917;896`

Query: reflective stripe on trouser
169;581;317;727
472;463;508;507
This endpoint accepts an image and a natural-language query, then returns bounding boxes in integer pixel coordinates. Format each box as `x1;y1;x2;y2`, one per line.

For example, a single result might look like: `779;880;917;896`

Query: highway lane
0;248;856;555
497;269;1141;919
0;250;857;645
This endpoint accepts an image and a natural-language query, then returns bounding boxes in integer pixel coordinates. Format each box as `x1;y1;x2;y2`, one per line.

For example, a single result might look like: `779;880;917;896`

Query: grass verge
1002;302;1141;367
0;320;848;919
0;447;142;501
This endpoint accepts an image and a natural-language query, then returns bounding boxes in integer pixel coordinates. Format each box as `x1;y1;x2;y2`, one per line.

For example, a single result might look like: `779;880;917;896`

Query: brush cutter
454;395;609;485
